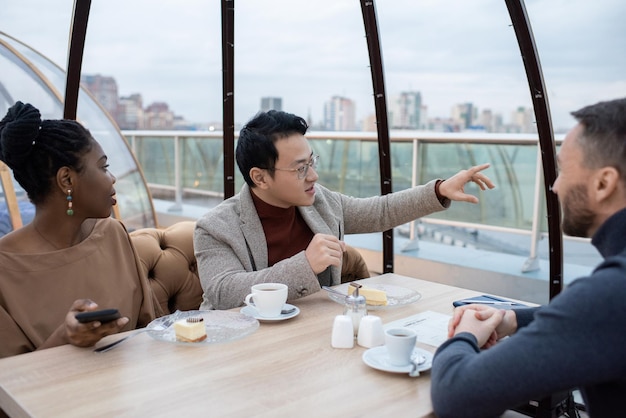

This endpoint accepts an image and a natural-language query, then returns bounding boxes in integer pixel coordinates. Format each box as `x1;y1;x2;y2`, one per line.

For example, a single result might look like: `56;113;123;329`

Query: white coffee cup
244;283;288;318
384;327;417;366
357;315;385;348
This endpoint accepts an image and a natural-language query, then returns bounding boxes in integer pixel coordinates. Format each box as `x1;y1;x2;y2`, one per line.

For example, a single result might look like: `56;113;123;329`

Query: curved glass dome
0;31;156;236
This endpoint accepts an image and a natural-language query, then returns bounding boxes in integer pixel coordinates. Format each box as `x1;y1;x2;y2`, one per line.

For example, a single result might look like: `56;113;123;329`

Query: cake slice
348;285;388;306
174;317;207;342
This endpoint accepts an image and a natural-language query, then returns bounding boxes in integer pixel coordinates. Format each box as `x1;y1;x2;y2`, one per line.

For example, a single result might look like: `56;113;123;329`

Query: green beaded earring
66;189;74;216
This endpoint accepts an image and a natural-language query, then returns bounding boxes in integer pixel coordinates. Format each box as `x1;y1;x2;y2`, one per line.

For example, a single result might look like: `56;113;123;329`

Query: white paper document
384;310;452;348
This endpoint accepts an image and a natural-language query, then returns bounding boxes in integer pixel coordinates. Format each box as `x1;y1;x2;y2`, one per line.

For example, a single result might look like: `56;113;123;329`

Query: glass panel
133;134;545;231
0;176;35;235
418;142;540;228
311;138;381;197
134;136;175;188
114;171;154;232
0;42;62;117
391;141;414;193
181;137;225;192
0;33;68;100
0;34;156;230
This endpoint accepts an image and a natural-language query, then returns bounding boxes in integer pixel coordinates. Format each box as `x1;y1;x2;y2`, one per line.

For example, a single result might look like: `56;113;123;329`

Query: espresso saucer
240;304;300;322
362;346;433;374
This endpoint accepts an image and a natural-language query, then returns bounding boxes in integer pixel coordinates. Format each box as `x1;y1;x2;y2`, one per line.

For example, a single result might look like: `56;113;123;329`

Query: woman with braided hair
0;101;161;358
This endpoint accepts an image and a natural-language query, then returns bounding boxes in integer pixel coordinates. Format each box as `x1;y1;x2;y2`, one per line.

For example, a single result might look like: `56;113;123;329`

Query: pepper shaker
344;283;367;336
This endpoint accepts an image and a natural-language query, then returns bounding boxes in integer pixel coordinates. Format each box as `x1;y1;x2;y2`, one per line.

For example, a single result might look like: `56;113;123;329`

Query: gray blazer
194;181;447;310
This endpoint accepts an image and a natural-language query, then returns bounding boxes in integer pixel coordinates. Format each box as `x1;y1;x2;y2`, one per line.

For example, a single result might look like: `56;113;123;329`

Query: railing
122;129;599;272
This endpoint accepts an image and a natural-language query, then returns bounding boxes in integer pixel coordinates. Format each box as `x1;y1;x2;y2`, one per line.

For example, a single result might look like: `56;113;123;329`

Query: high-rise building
476;109;503;132
511;106;536;133
260;97;283;112
323;96;356;131
362;113;377;132
451;102;476;130
144;102;174;130
476;109;495;132
388;91;424;129
81;74;119;120
117;94;144;130
81;73;185;130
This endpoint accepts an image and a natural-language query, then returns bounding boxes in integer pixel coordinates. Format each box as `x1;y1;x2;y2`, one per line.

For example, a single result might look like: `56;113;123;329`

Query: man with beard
430;97;626;418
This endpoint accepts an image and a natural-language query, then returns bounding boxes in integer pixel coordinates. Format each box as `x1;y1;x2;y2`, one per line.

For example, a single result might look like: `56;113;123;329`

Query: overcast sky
2;0;625;131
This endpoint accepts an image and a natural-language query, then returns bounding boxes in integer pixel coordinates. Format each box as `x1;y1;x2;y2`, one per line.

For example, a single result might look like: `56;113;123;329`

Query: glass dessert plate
147;310;259;345
325;283;421;310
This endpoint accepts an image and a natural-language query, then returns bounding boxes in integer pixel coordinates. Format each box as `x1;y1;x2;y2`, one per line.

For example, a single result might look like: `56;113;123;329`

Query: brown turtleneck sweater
251;191;314;267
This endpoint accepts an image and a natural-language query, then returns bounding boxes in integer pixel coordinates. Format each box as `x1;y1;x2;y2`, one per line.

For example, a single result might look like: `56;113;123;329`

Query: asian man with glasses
194;110;495;310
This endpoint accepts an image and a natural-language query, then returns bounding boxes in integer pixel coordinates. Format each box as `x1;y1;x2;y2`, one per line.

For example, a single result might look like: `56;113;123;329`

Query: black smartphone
452;294;528;308
75;309;121;324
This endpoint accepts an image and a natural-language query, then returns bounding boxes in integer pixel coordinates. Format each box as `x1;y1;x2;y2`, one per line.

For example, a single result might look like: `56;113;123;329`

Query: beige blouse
0;218;158;358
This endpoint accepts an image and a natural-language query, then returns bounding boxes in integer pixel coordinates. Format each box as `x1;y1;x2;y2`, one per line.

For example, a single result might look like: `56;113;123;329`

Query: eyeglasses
273;155;320;180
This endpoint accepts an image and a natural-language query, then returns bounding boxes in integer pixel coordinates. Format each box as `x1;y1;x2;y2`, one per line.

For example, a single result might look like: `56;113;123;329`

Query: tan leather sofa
129;221;370;315
130;221;203;315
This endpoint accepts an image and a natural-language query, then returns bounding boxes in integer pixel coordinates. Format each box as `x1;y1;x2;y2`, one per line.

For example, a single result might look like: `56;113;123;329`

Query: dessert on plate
348;285;388;306
174;317;207;342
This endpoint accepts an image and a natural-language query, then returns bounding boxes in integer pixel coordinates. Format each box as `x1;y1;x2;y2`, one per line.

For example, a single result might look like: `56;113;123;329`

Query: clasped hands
448;304;518;349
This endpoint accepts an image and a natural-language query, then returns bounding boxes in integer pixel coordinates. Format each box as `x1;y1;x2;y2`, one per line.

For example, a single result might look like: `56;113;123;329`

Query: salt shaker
331;315;355;348
344;283;367;336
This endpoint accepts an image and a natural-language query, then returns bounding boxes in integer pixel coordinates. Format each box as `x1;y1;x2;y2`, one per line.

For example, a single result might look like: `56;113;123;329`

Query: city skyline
84;73;538;133
2;0;625;132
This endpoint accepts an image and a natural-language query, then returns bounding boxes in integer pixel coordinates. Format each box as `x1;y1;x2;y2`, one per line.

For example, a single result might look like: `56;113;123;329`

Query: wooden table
0;274;482;418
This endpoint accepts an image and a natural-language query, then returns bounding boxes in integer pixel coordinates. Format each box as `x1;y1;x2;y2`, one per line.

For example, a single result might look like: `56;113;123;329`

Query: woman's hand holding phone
66;300;129;347
75;308;121;324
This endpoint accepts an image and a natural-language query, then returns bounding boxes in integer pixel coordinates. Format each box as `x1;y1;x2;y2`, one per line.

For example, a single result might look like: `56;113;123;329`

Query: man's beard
561;183;595;238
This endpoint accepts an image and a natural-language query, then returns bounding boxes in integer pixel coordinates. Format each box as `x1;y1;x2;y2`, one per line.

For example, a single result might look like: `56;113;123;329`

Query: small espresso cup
384;327;417;366
244;283;288;318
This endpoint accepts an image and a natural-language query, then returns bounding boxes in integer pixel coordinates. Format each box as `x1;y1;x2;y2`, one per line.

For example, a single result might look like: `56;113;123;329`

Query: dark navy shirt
431;208;626;418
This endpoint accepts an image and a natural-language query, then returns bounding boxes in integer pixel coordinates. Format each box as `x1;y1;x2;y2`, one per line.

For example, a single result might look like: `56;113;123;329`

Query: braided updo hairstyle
0;101;94;205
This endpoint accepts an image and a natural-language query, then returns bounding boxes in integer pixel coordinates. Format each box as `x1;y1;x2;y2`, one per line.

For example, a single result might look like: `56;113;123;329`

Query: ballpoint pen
459;299;522;306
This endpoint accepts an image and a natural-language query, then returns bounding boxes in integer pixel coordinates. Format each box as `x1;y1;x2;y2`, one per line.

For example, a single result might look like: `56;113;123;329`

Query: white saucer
240;304;300;322
362;346;433;375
